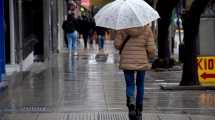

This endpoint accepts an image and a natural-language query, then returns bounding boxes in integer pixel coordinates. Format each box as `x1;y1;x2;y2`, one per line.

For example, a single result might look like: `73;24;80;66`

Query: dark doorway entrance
31;0;44;62
4;0;10;64
20;0;44;62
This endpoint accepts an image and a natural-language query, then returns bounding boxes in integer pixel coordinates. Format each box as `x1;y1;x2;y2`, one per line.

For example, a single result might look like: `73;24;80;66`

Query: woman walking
62;14;77;53
114;26;156;120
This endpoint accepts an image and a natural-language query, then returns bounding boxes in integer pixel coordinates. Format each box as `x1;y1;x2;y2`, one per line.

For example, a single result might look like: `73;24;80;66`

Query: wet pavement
0;41;215;120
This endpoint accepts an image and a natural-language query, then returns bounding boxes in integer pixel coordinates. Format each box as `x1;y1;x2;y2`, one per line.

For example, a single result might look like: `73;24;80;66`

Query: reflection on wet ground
0;41;215;119
199;93;215;107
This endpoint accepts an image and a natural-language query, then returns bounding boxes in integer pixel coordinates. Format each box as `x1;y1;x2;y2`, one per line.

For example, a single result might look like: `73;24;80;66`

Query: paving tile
189;115;215;120
37;113;66;120
2;113;38;120
2;112;215;120
158;114;189;120
143;113;159;120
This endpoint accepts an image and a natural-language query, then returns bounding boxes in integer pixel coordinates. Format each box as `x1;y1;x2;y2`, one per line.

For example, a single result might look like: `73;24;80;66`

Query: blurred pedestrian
95;26;107;50
64;30;68;48
62;13;78;54
76;16;83;35
79;15;91;49
89;17;96;44
114;26;156;120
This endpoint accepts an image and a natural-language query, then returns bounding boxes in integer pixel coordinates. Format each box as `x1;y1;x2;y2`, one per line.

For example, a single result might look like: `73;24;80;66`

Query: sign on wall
197;56;215;86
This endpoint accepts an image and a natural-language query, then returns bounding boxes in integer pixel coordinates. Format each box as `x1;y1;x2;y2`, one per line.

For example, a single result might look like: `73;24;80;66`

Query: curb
160;85;215;90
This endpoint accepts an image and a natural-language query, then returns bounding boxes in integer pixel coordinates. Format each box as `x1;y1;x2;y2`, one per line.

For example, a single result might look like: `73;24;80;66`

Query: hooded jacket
114;26;156;70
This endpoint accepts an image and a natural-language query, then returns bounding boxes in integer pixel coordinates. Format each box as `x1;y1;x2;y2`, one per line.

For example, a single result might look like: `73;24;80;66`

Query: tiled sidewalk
1;112;214;120
0;41;215;119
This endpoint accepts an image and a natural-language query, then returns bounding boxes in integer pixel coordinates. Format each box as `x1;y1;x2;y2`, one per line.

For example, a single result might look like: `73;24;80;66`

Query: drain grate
67;112;132;120
22;106;49;112
95;54;108;62
98;112;128;120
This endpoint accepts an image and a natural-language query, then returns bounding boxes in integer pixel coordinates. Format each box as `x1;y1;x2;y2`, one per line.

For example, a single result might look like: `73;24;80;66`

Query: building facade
1;0;65;74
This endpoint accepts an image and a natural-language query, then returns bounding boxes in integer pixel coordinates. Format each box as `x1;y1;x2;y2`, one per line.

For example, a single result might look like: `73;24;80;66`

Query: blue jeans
67;32;77;51
98;35;105;49
124;70;145;105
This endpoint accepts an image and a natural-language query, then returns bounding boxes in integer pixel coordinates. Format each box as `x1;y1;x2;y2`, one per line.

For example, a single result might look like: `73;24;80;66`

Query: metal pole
9;0;16;64
18;0;23;71
49;0;53;58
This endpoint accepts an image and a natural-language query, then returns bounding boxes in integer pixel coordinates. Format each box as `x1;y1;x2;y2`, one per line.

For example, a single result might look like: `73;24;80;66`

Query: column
9;0;15;64
58;0;65;51
43;0;52;60
0;0;6;81
17;0;23;71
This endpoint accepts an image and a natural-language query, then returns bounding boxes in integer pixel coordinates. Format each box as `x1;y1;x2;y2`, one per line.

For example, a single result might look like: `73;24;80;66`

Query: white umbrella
94;0;160;30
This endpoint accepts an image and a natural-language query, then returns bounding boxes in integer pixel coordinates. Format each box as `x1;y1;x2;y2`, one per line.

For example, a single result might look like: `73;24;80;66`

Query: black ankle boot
127;96;136;120
136;104;143;120
128;104;136;120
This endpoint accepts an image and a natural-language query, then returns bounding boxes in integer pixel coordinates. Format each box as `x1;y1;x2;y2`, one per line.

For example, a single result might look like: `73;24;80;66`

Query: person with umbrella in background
94;0;159;119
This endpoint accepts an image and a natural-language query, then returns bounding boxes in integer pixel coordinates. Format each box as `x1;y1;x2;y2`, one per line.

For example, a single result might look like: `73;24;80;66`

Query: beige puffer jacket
114;26;156;70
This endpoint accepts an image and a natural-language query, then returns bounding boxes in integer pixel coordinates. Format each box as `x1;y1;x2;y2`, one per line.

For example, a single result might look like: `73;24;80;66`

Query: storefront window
202;3;215;17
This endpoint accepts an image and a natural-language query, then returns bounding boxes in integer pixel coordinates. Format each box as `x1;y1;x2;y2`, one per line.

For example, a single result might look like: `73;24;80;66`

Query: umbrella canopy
94;0;160;30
